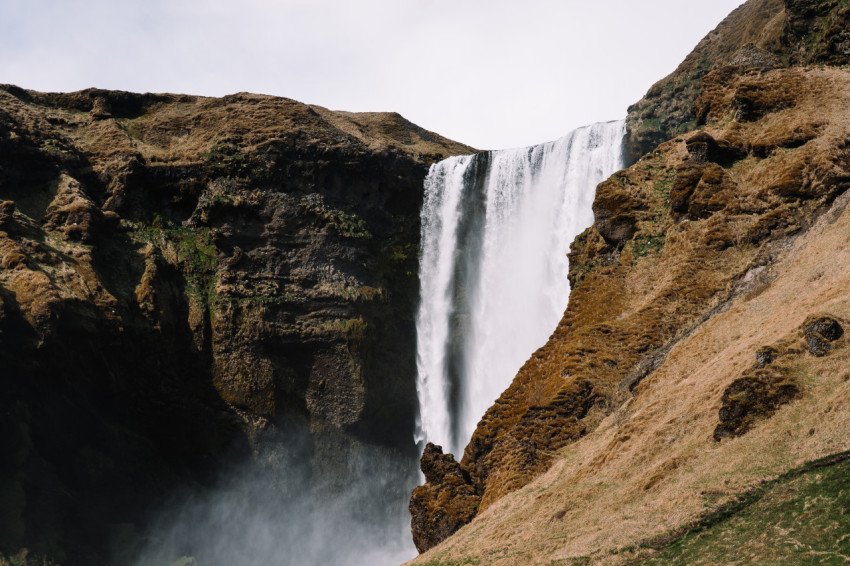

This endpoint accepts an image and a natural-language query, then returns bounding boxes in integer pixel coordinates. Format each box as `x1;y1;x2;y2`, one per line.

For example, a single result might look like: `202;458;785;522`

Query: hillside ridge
409;0;850;561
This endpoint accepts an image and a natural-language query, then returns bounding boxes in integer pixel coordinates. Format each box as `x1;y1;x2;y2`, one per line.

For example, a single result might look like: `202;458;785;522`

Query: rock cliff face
624;0;850;163
0;87;471;563
410;0;850;559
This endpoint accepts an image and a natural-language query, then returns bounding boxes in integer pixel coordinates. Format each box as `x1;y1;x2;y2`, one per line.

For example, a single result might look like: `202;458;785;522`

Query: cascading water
415;120;627;456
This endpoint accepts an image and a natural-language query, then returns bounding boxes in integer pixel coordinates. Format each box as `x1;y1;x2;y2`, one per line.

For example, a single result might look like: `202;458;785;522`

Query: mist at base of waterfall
130;431;417;566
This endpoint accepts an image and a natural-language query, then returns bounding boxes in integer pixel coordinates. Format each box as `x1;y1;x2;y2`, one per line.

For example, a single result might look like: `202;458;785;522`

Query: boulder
714;368;800;441
685;131;748;165
802;315;844;356
409;443;480;553
756;346;777;367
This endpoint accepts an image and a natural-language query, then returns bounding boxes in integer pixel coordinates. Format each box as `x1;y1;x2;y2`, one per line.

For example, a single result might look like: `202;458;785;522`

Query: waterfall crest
415;120;627;456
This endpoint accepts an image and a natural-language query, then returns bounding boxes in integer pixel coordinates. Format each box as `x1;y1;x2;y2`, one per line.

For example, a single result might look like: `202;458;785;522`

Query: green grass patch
653;174;674;209
130;221;219;301
325;208;371;239
298;195;372;240
641;452;850;565
387;241;417;265
631;235;666;261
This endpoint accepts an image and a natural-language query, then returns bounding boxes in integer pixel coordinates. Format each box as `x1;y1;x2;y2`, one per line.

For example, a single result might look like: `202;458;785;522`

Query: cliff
624;0;850;162
0;86;471;564
410;0;850;561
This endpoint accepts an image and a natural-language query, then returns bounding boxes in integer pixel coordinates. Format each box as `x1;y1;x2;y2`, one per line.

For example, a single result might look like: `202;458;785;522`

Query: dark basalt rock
714;315;843;441
756;346;777;367
714;368;800;441
0;200;14;229
784;0;850;66
419;443;470;485
802;315;844;356
685;131;748;166
592;173;648;247
806;334;833;357
409;443;480;554
0;85;472;564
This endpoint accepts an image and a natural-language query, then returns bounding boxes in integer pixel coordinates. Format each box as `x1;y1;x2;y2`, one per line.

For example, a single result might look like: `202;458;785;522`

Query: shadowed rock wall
0;86;471;564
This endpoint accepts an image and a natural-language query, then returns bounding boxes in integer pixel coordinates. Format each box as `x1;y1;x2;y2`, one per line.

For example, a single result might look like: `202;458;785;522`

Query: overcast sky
1;0;744;149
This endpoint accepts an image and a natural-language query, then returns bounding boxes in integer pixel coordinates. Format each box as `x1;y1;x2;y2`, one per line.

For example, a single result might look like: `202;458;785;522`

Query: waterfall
414;120;626;456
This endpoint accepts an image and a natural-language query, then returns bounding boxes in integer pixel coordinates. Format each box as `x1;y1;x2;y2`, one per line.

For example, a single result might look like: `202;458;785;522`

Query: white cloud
0;0;744;149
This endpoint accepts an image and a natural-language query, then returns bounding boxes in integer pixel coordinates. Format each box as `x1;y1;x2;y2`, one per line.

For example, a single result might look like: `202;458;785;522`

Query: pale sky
0;0;744;150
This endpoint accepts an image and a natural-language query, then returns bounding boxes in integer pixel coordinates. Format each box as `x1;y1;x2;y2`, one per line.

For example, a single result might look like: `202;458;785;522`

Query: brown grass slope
410;0;850;559
625;0;850;161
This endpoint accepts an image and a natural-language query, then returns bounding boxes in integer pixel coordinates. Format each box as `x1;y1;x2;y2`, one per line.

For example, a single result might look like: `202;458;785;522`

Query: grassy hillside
642;453;850;565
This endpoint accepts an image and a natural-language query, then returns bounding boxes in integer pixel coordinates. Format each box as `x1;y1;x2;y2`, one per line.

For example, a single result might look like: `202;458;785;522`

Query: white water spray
415;120;626;456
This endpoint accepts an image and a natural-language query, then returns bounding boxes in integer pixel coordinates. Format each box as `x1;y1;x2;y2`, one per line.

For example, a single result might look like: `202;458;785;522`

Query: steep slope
0;86;471;564
625;0;850;162
625;0;785;161
410;0;850;559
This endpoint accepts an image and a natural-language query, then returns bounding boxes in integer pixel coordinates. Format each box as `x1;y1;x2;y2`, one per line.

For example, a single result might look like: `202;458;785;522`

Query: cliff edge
0;87;471;564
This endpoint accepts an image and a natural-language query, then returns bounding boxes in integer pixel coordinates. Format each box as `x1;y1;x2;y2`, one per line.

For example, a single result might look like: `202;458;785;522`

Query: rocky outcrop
709;321;841;441
0;86;471;563
410;0;850;554
625;0;850;164
713;369;800;441
624;0;786;162
409;443;480;553
802;315;845;356
711;314;846;443
783;0;850;65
